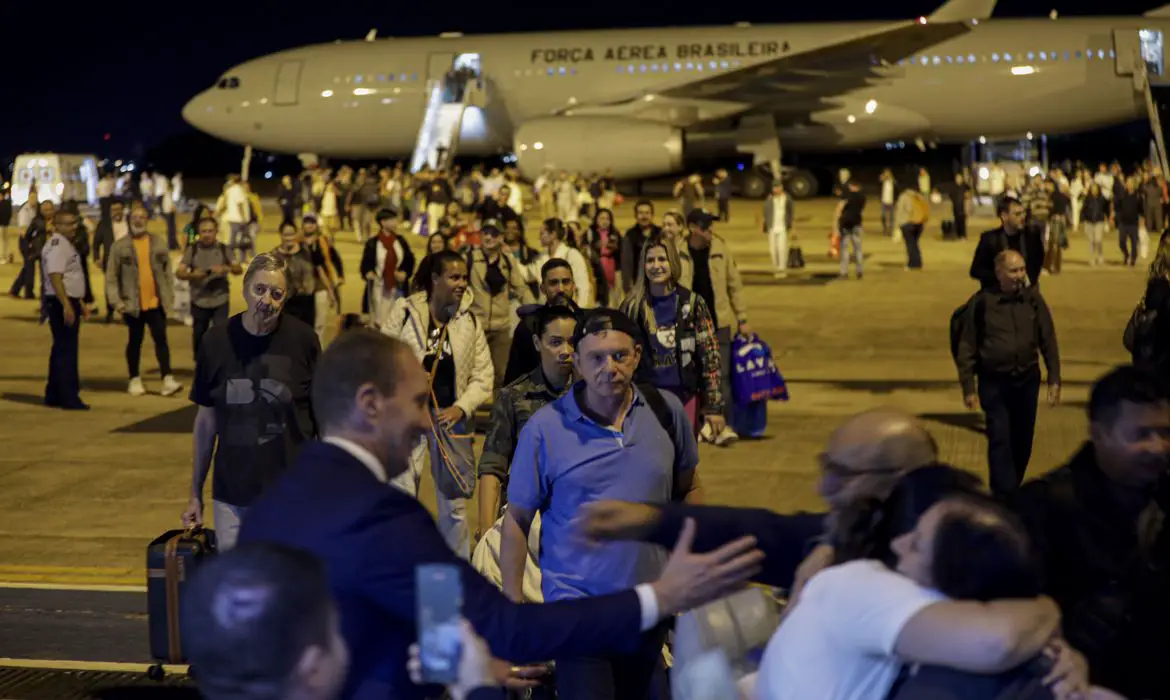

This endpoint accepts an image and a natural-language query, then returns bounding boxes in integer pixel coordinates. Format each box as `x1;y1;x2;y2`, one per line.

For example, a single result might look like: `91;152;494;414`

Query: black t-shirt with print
423;317;457;410
191;314;321;507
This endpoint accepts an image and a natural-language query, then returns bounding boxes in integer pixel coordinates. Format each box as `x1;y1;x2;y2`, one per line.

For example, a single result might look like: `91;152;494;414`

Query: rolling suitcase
146;527;217;679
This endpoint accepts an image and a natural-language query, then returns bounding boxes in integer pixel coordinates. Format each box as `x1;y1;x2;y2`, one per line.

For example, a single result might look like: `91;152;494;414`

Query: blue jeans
839;227;863;276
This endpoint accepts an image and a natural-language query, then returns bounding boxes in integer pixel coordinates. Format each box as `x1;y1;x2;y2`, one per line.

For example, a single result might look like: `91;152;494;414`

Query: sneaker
714;426;740;447
128;377;146;397
161;375;184;397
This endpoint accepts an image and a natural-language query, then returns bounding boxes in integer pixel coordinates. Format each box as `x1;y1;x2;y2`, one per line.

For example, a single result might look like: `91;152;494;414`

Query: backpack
637;383;684;498
1124;297;1159;366
948;295;980;364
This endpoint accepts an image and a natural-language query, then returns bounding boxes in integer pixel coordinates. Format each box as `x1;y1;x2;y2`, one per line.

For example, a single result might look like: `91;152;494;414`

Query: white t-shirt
223;183;249;224
881;179;895;205
989;168;1006;196
755;559;944;700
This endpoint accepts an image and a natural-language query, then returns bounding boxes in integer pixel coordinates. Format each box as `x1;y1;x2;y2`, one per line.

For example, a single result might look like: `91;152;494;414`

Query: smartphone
415;563;463;685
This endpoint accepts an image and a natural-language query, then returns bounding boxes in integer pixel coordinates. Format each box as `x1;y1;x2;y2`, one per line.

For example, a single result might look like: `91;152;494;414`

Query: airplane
182;0;1170;198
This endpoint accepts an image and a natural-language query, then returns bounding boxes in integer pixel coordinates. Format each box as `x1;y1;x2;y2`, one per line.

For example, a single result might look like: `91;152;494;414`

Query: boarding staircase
409;73;482;173
1136;54;1170;176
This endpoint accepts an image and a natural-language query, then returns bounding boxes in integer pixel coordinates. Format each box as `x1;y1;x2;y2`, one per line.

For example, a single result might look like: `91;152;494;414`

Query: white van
11;153;100;206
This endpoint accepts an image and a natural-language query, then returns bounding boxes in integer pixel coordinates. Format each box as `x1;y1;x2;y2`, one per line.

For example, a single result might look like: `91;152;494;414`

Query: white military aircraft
182;0;1170;196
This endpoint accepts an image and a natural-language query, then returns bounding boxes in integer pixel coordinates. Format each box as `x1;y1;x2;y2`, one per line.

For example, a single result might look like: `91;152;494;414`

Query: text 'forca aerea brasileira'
530;41;787;65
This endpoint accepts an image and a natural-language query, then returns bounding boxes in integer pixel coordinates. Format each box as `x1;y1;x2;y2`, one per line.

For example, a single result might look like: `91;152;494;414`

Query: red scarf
379;232;399;292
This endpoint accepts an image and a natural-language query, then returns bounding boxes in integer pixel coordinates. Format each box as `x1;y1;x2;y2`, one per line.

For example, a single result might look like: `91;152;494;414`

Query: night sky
0;0;1160;173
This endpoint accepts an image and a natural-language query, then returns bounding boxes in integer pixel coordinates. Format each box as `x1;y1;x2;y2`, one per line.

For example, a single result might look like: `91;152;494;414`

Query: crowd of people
9;153;1170;700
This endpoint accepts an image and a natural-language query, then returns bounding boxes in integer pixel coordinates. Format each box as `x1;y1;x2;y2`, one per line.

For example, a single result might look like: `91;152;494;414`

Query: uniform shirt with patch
42;233;86;299
191;314;320;507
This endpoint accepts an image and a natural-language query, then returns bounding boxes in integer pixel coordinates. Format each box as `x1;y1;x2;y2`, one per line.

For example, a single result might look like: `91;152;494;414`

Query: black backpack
1124;297;1159;367
636;382;684;497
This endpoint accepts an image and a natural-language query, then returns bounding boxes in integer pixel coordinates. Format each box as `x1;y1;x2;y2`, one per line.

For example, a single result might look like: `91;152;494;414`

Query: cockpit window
229;76;240;88
216;76;242;89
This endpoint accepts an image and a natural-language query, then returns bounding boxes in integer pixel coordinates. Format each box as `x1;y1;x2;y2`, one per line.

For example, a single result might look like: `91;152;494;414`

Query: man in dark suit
238;330;763;700
968;197;1044;290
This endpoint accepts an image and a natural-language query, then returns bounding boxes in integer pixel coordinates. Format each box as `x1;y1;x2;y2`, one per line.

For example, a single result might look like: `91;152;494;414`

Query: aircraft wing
653;20;974;112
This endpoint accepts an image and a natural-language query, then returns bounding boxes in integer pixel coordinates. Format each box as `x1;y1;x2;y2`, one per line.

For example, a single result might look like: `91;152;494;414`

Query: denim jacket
105;233;174;315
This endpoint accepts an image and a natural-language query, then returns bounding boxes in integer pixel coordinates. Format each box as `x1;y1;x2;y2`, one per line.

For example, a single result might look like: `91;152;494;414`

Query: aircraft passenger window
1039;52;1047;60
387;73;395;81
571;67;578;75
732;60;741;67
651;63;659;72
547;68;554;76
1026;52;1034;60
946;55;953;63
957;55;965;63
721;61;729;69
1075;50;1082;58
616;66;624;73
709;61;717;69
559;66;566;75
968;54;976;62
640;64;647;72
696;63;704;71
661;63;669;71
686;62;694;70
1110;49;1116;58
932;55;940;64
1064;51;1070;59
675;62;683;71
412;74;418;80
991;53;999;62
1004;52;1012;60
1099;49;1105;59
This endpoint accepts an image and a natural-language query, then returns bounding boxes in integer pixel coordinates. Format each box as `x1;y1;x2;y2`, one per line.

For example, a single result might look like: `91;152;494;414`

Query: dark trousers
1119;224;1140;265
79;252;94;305
280;206;297;229
901;223;923;269
45;297;82;407
555;622;670;700
9;257;37;298
717;197;730;222
164;212;178;251
124;308;172;378
953;213;967;240
191;303;229;360
979;370;1040;496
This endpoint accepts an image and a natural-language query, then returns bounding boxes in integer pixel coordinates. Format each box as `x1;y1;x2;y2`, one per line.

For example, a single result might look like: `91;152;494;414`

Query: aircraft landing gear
784;169;817;199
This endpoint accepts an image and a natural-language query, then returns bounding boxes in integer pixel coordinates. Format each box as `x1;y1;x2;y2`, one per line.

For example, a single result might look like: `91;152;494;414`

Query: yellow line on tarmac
0;565;140;586
0;582;146;592
0;658;188;674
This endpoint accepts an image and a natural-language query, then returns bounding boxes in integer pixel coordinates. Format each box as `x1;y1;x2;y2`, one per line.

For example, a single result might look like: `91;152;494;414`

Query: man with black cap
501;307;703;700
360;208;415;328
685;208;749;446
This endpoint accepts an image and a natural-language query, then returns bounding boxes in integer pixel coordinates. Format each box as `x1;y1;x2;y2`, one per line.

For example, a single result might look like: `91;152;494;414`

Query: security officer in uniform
41;209;90;410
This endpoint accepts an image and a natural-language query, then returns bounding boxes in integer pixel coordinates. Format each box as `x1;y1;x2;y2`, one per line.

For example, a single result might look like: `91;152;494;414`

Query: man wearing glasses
575;408;938;593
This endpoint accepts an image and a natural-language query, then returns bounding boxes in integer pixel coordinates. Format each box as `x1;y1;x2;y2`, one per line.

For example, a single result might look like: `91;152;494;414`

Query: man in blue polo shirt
501;308;702;700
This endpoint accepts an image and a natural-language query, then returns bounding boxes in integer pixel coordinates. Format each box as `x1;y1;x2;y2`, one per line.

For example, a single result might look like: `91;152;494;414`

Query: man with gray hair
579;407;938;592
955;248;1060;496
182;542;350;700
181;252;321;550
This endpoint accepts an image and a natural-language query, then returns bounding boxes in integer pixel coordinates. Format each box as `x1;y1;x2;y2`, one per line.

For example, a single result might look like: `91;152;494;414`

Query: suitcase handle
163;532;187;664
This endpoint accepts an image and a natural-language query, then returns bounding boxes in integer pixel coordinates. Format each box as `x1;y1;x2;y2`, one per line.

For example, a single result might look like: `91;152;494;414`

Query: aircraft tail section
928;0;997;22
1145;4;1170;16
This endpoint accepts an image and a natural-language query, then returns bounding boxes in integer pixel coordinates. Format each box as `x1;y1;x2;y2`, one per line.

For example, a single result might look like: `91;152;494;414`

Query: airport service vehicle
182;0;1170;197
11;153;101;206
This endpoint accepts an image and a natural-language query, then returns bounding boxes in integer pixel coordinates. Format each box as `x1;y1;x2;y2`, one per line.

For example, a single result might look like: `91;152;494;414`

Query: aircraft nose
182;94;205;130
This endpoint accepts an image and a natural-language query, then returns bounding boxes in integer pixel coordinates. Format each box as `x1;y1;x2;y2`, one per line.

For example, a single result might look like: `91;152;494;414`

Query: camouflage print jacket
478;367;569;507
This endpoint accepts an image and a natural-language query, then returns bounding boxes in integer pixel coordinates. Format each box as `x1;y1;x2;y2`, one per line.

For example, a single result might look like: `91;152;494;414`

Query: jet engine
513;117;683;181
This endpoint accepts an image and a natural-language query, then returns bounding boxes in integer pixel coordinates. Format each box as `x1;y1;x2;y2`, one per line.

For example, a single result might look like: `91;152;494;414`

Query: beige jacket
467;249;534;332
676;233;746;330
383;290;493;419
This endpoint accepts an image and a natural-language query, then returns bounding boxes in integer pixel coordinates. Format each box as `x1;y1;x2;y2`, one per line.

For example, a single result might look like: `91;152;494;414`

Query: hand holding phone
415;564;463;685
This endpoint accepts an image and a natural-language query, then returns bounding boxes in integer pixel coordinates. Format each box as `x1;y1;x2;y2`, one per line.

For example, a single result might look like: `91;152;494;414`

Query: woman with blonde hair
620;232;725;439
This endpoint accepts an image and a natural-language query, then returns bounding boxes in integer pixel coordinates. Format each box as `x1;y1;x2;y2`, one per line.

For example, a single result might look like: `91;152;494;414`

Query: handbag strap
421;316;475;496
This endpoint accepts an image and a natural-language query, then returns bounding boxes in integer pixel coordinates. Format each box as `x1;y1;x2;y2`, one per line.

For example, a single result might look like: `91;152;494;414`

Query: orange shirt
132;235;160;312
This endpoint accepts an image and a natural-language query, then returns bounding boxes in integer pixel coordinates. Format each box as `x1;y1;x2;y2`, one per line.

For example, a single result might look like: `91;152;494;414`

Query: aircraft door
1114;29;1141;76
273;60;303;105
428;53;457;80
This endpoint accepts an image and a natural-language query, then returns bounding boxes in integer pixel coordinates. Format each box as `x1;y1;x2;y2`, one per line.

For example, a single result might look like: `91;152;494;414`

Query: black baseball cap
686;209;715;229
375;208;399;223
571;308;645;348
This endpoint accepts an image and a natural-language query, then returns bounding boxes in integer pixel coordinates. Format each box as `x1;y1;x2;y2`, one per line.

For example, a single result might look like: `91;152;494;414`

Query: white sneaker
161;375;184;397
714;426;740;447
128;377;146;397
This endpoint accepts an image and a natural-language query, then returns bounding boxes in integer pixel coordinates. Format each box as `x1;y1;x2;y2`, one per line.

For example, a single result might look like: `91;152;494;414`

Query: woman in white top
754;465;1084;700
